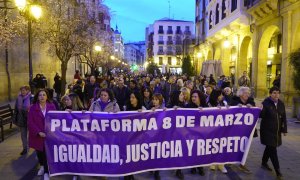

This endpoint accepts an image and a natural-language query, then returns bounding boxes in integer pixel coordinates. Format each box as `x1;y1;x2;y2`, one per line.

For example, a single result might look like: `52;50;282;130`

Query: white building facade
146;18;194;74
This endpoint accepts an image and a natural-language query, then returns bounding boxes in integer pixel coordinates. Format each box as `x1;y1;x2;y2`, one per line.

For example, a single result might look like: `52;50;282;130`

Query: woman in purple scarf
14;85;32;155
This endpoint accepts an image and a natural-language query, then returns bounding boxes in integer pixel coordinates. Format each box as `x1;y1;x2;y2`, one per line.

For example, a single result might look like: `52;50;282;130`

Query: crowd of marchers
13;70;287;180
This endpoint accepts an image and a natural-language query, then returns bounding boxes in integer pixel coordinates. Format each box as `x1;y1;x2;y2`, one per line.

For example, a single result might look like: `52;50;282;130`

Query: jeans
20;127;28;150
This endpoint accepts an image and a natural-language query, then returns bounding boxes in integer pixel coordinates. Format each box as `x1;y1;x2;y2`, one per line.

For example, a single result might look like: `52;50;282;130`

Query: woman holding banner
230;87;255;174
187;90;208;176
207;89;228;174
123;91;146;180
167;90;186;179
89;88;120;112
60;93;85;180
28;89;56;180
151;93;165;180
260;86;287;178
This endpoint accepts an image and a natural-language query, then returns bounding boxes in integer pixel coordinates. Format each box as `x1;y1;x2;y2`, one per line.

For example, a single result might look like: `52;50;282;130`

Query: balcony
184;30;192;35
158;40;164;45
167;30;173;34
167;40;173;45
158;30;164;34
157;51;165;55
176;30;182;35
166;51;174;55
175;40;182;45
176;51;182;55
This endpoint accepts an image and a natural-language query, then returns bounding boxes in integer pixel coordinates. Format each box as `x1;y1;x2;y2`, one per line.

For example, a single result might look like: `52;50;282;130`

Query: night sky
104;0;195;43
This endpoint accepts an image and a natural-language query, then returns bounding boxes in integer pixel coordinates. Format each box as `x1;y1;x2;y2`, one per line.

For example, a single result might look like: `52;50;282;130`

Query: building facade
124;41;146;66
195;0;300;104
146;18;194;74
112;26;125;60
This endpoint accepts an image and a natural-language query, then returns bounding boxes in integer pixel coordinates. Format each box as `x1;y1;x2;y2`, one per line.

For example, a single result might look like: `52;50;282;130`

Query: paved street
0;116;299;180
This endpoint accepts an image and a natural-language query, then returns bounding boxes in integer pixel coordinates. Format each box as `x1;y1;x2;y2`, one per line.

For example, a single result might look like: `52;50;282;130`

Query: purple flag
45;107;261;177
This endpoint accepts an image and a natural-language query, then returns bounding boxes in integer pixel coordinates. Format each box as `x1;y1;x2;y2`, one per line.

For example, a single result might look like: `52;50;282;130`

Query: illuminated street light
15;0;42;84
197;52;202;58
30;5;42;19
94;45;102;52
110;55;115;60
15;0;26;10
223;39;231;48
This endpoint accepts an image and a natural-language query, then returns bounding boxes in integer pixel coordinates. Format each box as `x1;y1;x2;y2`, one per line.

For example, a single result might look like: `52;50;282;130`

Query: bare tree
0;6;26;101
37;0;92;95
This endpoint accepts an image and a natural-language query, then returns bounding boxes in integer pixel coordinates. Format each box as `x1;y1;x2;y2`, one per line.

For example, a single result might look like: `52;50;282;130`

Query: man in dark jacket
113;77;131;111
259;86;287;178
84;76;99;107
163;75;178;105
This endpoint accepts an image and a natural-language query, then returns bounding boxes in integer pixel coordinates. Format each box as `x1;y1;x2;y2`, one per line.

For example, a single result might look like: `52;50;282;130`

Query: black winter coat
260;97;287;147
230;96;256;106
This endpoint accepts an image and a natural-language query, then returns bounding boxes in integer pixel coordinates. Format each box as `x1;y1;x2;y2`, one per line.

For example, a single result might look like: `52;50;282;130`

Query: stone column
281;11;297;106
251;24;260;98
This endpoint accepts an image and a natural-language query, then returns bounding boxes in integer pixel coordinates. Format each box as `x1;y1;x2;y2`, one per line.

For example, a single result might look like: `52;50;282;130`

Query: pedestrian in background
260;86;287;178
14;85;32;155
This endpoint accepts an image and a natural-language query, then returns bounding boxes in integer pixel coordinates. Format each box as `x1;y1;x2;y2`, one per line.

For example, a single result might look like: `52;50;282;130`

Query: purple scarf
17;92;31;110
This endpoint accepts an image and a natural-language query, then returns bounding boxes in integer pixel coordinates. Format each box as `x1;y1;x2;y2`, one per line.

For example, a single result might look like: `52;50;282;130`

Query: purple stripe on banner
45;107;261;177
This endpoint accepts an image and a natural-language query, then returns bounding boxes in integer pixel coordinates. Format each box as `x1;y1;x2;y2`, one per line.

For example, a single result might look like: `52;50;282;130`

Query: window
222;0;226;19
159;46;163;51
215;4;219;24
185;26;190;31
168;36;172;41
159;57;163;65
176;57;181;65
167;26;173;34
168;57;172;65
231;0;237;12
176;26;182;34
159;26;164;34
209;11;212;29
167;46;172;51
159;36;163;41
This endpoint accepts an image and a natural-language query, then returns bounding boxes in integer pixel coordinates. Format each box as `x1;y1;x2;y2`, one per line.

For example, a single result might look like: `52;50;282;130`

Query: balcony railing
158;30;164;34
175;40;182;45
167;40;173;45
167;30;173;34
158;40;164;45
157;51;165;55
184;30;192;35
176;30;182;34
176;51;182;55
166;51;174;55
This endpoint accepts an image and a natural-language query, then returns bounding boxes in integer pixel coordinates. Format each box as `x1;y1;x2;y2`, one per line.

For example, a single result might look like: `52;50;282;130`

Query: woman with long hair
142;87;153;110
28;89;56;180
208;90;228;174
187;90;207;176
126;91;146;111
61;93;84;111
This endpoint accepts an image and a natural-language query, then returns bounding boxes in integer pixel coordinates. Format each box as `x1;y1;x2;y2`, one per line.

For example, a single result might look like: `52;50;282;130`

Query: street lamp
15;0;42;85
94;45;102;52
223;38;231;48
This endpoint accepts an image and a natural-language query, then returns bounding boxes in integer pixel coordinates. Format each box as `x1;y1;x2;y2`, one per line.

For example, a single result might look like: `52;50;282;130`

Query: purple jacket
28;102;56;151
